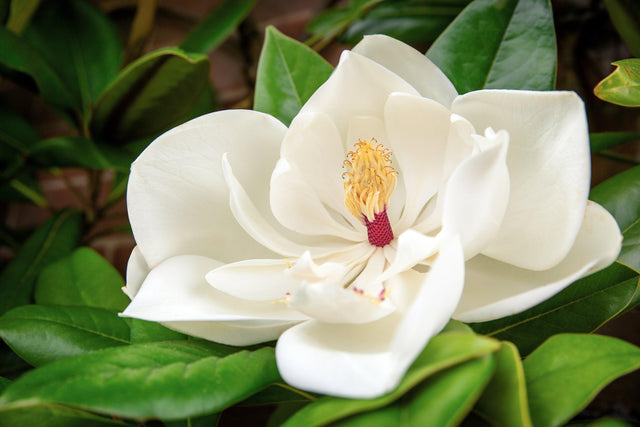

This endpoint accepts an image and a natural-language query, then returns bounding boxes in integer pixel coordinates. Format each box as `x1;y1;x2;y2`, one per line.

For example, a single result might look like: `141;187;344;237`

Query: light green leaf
605;0;640;57
332;355;495;427
127;318;186;344
470;262;639;355
6;0;41;33
427;0;556;93
23;0;122;114
0;401;127;426
90;48;209;143
254;26;333;126
0;342;279;420
281;332;500;427
34;247;129;313
0;305;130;366
28;137;133;172
594;59;640;107
473;342;533;427
180;0;256;54
0;210;84;315
524;334;640;427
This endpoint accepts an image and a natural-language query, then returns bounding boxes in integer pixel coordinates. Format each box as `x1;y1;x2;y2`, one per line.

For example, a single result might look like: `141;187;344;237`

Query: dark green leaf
427;0;556;93
306;0;383;46
6;0;41;33
127;318;186;344
619;218;640;272
0;401;127;426
470;262;639;355
281;332;499;427
524;334;640;427
0;342;30;378
333;355;495;427
29;137;133;172
23;0;122;113
180;0;256;54
0;376;9;393
594;59;640;107
34;247;129;312
240;383;315;406
254;26;333;126
0;305;130;366
164;412;221;427
473;342;532;427
0;342;279;420
0;210;84;315
0;173;46;206
0;103;39;160
590;132;640;153
590;165;640;232
605;0;640;57
90;48;210;143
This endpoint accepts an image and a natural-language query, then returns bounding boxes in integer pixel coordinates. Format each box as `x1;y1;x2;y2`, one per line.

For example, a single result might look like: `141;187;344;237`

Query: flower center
342;138;397;247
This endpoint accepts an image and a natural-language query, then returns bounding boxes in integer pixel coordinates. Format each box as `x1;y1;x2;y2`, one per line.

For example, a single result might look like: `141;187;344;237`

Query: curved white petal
440;131;510;258
300;51;419;137
121;255;306;345
380;230;439;282
455;201;623;322
270;158;363;240
282;112;362;231
452;90;591;270
276;236;464;398
352;34;458;108
128;110;286;268
384;93;451;231
123;246;149;299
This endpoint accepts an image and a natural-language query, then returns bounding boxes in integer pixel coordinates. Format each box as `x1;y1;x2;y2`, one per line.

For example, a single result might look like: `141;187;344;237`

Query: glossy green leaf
180;0;256;54
0;401;126;426
127;318;186;344
594;59;640;107
524;334;640;427
473;342;532;427
28;137;133;172
590;165;640;232
90;48;209;143
619;218;640;272
281;332;500;427
6;0;41;33
333;355;495;427
470;262;639;355
0;210;84;315
0;342;279;420
605;0;640;57
427;0;556;93
590;132;640;153
254;26;333;126
0;305;130;366
0;27;75;112
23;0;122;113
34;248;129;312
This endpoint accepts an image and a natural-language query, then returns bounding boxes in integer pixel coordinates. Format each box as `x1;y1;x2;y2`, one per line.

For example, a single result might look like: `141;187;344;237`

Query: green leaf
164;412;221;427
0;103;39;159
594;59;640;107
0;342;30;378
90;48;210;143
590;165;640;232
524;334;640;427
0;342;279;420
0;376;10;393
306;0;383;47
571;419;635;427
604;0;640;57
0;210;84;315
281;332;500;427
28;137;133;172
180;0;256;54
473;342;533;427
6;0;41;33
0;305;130;366
0;401;127;426
470;262;640;355
590;132;640;153
619;218;640;272
332;355;495;427
127;318;186;344
254;26;333;126
34;248;129;313
427;0;556;93
23;0;122;114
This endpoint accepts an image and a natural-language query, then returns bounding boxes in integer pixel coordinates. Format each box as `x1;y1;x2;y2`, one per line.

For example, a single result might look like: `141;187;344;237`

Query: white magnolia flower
121;35;622;398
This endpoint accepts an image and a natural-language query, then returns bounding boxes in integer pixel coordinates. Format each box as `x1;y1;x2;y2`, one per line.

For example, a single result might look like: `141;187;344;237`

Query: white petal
349;247;387;294
300;51;419;137
440;131;510;258
270;158;363;240
352;34;458;108
380;230;439;282
123;246;149;300
127;110;286;268
121;255;306;345
452;90;591;270
276;237;464;398
384;93;451;231
455;201;622;322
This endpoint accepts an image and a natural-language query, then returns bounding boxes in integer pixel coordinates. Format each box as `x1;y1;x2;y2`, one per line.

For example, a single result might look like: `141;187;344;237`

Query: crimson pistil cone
364;209;394;247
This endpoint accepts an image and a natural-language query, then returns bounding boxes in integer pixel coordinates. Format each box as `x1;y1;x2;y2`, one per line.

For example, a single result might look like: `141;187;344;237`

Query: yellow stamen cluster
342;138;397;222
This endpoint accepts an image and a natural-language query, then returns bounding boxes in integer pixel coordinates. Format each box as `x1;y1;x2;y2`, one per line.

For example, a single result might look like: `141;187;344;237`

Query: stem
125;0;157;63
52;168;92;209
9;179;50;209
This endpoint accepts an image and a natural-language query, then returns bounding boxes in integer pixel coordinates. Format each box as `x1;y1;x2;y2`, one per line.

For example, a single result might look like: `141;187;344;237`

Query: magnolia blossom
121;35;622;398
